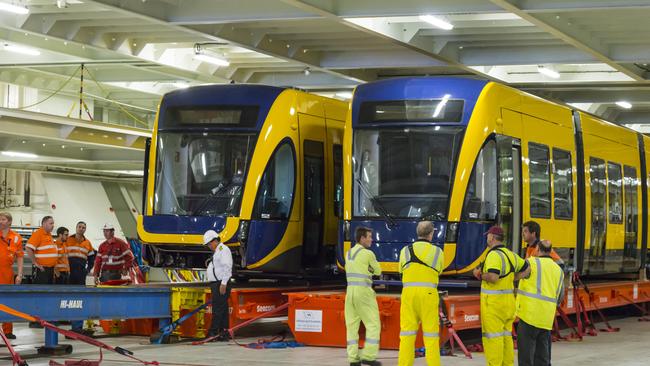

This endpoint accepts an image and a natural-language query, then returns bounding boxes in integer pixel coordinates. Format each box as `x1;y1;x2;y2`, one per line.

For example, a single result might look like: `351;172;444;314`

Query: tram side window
252;142;295;219
552;148;573;219
607;162;623;224
529;143;551;218
623;165;639;257
333;144;343;217
462;140;497;220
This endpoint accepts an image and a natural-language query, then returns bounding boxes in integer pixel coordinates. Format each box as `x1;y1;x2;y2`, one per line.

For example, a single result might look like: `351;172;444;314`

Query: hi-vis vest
480;245;526;296
516;257;564;330
399;241;444;289
345;244;381;288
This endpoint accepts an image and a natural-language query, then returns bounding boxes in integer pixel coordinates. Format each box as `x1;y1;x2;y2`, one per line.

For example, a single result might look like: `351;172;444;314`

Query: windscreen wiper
191;180;230;216
355;178;398;228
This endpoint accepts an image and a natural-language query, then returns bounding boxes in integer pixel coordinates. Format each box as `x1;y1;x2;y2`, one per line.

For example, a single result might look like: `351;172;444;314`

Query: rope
83;67;150;128
17;66;81;110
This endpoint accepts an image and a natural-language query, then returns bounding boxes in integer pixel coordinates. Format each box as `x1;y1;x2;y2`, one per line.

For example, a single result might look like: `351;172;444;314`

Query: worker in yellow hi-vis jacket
345;226;382;366
473;226;530;366
398;221;444;366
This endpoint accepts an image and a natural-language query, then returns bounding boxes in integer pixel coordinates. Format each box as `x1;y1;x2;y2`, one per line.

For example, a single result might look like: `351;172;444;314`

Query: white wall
41;174;125;248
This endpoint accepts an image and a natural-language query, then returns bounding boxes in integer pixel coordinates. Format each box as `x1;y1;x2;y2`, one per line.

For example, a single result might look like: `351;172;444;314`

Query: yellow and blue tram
138;85;347;275
339;77;647;276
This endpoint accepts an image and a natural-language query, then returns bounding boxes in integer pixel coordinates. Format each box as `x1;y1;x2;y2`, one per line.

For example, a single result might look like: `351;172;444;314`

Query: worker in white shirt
204;230;233;342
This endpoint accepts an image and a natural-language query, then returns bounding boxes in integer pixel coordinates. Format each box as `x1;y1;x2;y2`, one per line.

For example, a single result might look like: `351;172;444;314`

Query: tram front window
154;132;257;216
353;126;464;219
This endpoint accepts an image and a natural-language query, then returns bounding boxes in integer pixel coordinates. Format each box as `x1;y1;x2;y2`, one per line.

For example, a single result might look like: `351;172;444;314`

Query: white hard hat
203;230;220;245
102;223;115;230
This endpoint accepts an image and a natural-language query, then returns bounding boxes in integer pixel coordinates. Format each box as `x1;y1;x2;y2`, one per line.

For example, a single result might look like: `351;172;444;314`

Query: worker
0;212;23;339
26;216;57;285
516;240;564;366
398;221;444;366
54;226;70;285
66;221;95;285
66;221;95;335
93;223;134;284
522;221;564;268
204;230;233;342
345;226;382;366
473;225;529;366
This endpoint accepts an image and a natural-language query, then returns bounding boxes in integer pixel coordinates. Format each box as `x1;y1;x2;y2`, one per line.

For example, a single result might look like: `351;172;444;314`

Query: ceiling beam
489;0;648;81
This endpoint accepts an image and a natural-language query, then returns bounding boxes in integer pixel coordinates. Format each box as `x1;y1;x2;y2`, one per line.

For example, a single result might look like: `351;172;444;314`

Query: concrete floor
2;317;648;366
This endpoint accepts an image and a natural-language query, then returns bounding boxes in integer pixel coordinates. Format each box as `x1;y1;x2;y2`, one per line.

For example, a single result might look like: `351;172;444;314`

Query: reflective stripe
400;330;417;336
25;244;36;250
423;332;439;338
430;247;441;269
556;271;565;300
346;273;371;280
347;282;372;287
495;250;507;276
67;246;89;253
536;258;543;292
481;288;513;295
348;246;363;261
101;251;132;260
35;253;59;258
35;244;57;251
365;338;379;344
482;331;511;339
403;282;438;288
517;289;558;303
347;340;358;345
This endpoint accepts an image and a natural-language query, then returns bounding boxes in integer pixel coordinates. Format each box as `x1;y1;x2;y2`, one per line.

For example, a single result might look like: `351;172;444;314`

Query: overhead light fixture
303;67;311;76
537;65;560;79
433;94;451;118
56;0;67;9
419;15;454;30
173;82;190;89
193;43;230;67
616;101;632;109
0;2;29;15
1;151;38;159
4;44;40;56
335;91;353;99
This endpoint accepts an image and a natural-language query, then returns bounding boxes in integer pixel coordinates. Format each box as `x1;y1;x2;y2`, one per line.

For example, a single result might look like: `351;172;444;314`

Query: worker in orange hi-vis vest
0;212;23;339
54;226;70;284
26;216;57;285
66;221;95;285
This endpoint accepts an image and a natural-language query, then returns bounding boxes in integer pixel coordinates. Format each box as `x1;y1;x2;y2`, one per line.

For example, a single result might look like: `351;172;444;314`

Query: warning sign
295;309;323;333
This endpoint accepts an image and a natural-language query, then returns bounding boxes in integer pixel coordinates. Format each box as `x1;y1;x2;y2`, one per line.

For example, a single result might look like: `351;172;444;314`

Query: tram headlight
445;222;459;243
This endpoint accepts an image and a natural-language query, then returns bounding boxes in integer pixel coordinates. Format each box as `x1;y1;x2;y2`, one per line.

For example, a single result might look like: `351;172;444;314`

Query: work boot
361;361;382;366
5;333;16;339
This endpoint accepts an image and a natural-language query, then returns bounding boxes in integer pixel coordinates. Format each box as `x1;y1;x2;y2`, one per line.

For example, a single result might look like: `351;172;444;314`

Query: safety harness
484;246;516;278
402;243;440;273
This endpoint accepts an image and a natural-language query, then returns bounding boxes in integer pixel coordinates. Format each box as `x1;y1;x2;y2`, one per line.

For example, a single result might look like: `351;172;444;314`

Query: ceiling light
56;0;67;8
173;82;190;89
303;68;311;76
616;101;632;109
537;65;560;79
0;2;29;15
4;44;40;56
194;53;230;67
335;91;353;99
419;15;454;30
2;151;37;159
433;94;451;118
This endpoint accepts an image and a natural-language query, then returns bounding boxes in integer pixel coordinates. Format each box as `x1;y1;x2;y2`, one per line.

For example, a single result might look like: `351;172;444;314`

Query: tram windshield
352;126;464;219
154;132;257;216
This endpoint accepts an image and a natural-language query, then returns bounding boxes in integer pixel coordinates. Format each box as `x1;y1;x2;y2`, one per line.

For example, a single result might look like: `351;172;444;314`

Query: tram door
497;135;522;255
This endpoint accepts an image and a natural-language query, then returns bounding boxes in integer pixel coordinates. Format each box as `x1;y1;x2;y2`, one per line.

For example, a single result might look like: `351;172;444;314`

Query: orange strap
0;303;37;322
